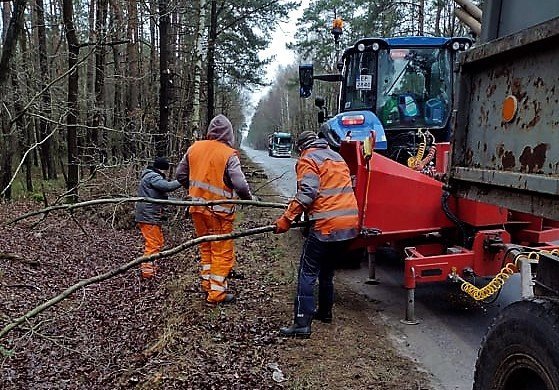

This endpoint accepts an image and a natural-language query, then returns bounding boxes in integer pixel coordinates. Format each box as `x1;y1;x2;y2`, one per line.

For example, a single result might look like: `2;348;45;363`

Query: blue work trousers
294;232;349;319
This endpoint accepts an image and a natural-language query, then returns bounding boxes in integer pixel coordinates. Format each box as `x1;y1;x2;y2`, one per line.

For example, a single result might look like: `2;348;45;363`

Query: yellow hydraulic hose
454;249;558;301
407;129;427;169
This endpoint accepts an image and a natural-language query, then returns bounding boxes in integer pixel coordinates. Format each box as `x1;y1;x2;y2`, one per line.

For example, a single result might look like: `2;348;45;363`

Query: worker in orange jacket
176;114;254;305
274;131;359;337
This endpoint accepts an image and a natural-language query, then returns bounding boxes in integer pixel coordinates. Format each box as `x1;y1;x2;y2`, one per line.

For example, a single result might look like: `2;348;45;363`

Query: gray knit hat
296;131;318;151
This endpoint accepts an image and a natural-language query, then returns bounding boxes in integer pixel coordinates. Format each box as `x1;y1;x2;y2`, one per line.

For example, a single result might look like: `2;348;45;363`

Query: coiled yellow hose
407;129;427;169
456;249;557;301
459;262;517;301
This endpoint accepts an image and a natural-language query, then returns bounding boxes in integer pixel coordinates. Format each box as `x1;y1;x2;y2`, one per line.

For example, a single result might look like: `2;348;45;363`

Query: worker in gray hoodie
135;156;181;278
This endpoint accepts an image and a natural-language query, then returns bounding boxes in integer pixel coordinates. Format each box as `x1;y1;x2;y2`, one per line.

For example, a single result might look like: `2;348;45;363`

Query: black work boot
313;308;332;323
279;315;312;338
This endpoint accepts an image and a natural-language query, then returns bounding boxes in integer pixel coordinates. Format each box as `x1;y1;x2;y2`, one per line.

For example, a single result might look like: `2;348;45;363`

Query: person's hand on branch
274;215;292;234
274;200;305;234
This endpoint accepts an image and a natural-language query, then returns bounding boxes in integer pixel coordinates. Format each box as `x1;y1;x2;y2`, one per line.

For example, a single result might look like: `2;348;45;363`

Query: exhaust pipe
454;0;482;22
454;7;482;36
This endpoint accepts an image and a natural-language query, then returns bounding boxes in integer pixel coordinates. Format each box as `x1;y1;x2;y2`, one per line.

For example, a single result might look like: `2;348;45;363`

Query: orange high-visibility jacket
295;140;359;241
187;139;238;219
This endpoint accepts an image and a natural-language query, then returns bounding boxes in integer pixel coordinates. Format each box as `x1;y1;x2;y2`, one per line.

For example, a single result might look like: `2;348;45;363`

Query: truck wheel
473;298;559;390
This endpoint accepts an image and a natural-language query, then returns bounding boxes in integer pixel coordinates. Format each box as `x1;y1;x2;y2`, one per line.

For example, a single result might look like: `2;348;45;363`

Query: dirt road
241;144;297;199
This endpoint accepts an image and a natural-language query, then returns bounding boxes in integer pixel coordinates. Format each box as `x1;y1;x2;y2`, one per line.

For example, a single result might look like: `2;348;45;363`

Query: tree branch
7;197;287;225
0;222;305;340
217;0;281;36
1;113;64;196
8;47;94;128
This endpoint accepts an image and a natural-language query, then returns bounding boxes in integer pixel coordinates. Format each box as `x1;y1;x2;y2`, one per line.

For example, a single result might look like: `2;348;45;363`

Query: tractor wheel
473;298;559;390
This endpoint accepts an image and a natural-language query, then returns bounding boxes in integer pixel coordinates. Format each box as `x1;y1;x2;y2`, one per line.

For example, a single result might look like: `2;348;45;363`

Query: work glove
284;200;305;221
251;195;260;202
274;215;292;234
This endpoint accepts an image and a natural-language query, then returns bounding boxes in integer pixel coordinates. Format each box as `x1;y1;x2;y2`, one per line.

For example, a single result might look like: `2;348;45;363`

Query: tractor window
377;47;452;129
341;51;377;111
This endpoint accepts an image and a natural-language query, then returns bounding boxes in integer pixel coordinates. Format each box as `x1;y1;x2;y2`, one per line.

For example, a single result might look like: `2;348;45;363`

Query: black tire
473;298;559;390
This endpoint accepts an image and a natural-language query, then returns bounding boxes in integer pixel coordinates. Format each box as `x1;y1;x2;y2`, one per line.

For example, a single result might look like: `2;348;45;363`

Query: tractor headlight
372;42;380;51
452;41;460;50
357;43;365;52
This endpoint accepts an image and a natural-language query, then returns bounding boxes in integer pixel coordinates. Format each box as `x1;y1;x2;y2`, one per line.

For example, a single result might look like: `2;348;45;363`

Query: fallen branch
6;284;41;292
0;252;25;261
0;223;303;340
7;197;287;225
0;253;40;267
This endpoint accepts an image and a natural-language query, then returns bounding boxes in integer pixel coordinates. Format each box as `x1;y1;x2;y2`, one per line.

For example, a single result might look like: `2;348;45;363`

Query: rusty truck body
451;1;559;388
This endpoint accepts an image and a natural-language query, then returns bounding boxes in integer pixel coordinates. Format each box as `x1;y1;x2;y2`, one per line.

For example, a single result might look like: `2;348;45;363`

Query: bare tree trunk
93;0;108;170
158;0;170;156
35;0;57;180
85;0;96;173
0;0;27;87
12;28;33;192
206;0;217;128
190;0;206;144
0;0;27;200
434;0;443;36
126;0;138;113
125;0;139;158
110;0;123;161
1;2;13;199
418;0;424;36
62;0;80;202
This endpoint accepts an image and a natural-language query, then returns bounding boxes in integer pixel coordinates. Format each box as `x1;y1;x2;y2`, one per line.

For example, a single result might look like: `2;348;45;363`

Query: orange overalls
187;140;238;303
138;223;164;277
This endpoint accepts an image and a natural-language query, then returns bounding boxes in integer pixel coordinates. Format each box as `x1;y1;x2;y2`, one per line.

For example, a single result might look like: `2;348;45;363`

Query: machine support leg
401;288;420;325
519;257;535;298
365;248;380;285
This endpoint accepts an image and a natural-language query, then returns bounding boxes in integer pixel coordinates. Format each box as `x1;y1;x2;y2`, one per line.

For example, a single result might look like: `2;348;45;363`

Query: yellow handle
362;131;376;160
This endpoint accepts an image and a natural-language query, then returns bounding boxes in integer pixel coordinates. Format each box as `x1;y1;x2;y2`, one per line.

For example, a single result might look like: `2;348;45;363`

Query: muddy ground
0;155;434;389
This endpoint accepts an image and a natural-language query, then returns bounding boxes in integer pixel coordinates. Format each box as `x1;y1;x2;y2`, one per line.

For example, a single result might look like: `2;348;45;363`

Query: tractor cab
300;36;472;162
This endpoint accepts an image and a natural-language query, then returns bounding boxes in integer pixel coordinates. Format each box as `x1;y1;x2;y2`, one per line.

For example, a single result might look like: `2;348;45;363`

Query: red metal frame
434;142;450;174
339;140;559;289
509;211;559;244
402;230;511;288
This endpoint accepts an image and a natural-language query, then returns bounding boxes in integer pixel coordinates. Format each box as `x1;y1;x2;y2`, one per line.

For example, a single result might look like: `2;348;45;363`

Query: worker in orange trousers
176;114;254;305
135;157;181;278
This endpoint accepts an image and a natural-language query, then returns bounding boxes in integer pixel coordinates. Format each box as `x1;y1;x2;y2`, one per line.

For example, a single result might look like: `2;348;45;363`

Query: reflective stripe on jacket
187;139;238;218
296;140;359;241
